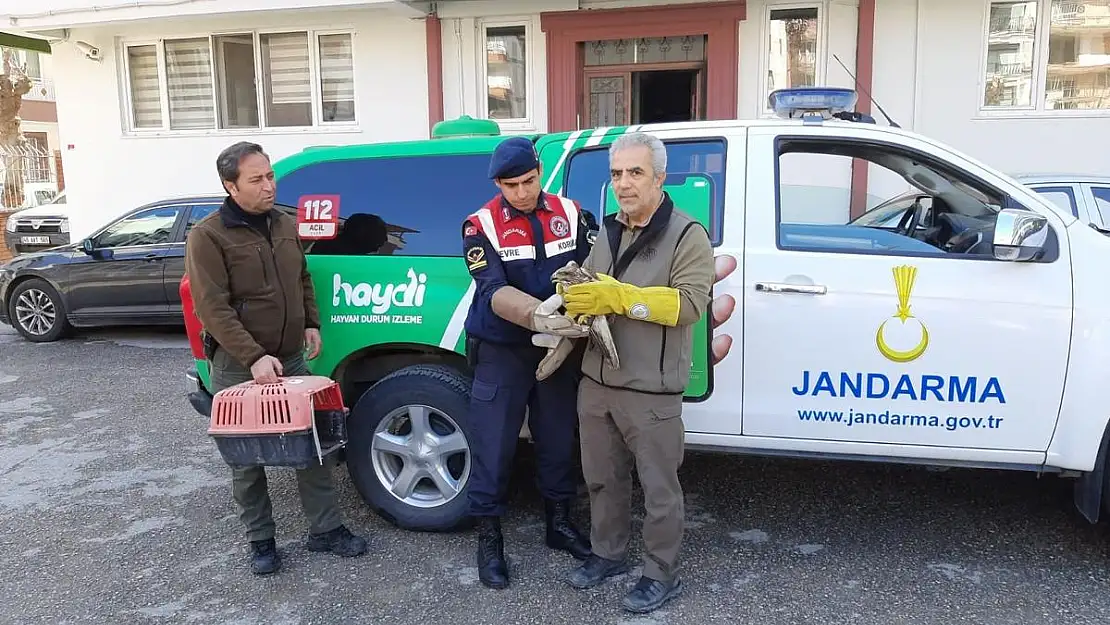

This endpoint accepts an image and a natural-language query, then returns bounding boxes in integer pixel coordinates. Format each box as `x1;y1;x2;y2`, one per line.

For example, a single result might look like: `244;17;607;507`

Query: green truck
184;115;724;532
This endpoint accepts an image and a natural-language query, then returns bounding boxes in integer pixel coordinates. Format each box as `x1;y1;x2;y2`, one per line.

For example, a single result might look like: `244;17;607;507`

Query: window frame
117;27;359;136
313;29;360;127
561;137;729;246
977;0;1110;118
1028;184;1080;217
1088;184;1110;225
772;134;1060;263
285;152;498;258
476;17;535;131
759;1;827;118
183;203;222;239
14;49;43;79
92;203;190;250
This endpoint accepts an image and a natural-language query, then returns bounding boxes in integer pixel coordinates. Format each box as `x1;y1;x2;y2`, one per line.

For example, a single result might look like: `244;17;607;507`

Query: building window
766;7;820;103
261;32;313;127
584;36;707;66
982;0;1110;113
121;30;356;133
13;50;43;79
482;23;529;125
319;33;356;122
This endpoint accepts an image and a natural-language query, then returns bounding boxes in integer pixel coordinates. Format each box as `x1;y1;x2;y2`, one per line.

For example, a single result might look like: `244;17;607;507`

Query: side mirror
81;239;95;255
993;208;1048;262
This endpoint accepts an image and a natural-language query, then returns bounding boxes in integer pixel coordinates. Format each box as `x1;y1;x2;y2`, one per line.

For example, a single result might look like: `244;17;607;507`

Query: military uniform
461;136;594;589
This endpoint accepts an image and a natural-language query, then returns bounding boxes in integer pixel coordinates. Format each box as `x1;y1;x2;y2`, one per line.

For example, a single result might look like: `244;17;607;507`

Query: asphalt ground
1;324;1109;625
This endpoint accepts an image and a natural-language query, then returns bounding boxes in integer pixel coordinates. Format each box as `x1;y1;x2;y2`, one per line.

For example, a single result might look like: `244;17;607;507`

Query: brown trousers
577;376;686;582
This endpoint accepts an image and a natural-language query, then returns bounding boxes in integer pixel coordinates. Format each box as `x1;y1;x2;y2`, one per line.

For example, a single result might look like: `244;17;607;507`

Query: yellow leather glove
562;274;681;326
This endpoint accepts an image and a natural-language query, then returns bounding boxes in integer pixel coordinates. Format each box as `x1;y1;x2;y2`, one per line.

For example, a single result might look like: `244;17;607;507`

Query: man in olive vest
558;132;714;614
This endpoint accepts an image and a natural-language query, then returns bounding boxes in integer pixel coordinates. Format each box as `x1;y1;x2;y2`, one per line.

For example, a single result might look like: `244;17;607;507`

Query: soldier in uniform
461;136;595;589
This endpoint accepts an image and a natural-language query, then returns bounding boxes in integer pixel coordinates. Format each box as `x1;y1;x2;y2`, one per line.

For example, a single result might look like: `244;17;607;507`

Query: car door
62;204;187;323
163;202;221;314
741;124;1073;455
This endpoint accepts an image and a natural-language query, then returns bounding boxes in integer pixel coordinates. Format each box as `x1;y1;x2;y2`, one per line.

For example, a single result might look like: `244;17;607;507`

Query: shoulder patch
549;215;570;238
465;245;487;272
464;224;478;237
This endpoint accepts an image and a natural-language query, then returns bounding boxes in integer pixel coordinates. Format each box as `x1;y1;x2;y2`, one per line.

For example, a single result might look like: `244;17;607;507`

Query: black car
0;195;225;342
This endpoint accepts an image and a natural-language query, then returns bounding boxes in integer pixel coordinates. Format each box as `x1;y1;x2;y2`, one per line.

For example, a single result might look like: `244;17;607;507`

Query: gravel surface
0;325;1108;624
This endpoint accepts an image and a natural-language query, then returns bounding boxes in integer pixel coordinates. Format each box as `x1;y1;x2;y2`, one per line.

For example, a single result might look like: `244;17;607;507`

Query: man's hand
304;328;322;360
710;254;738;364
250;355;284;385
531;293;590;337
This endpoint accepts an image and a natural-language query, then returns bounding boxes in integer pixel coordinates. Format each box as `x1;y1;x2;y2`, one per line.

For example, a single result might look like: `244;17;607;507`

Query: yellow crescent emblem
875;265;929;363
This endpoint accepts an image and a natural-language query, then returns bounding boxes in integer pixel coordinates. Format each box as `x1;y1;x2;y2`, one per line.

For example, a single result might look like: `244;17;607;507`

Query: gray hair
217;141;268;184
609;132;667;175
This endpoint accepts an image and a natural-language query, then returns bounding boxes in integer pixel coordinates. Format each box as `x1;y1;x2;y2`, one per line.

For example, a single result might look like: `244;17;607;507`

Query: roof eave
4;0;411;32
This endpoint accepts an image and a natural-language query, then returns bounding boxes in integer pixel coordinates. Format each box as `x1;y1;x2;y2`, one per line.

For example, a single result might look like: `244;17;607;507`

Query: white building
2;0;1108;238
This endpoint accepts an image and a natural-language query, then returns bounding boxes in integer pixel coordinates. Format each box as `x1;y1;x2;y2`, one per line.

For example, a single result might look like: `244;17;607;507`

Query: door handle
143;252;160;261
755;282;827;295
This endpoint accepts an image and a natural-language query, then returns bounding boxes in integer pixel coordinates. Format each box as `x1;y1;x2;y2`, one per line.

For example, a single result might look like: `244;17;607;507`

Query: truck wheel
8;278;70;343
346;363;474;532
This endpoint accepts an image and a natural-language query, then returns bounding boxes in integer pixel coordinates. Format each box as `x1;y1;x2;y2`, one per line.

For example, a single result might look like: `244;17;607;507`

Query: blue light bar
768;87;859;120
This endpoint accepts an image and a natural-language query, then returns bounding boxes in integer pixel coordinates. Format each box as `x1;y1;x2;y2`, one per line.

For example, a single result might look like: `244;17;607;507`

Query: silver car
1012;173;1110;232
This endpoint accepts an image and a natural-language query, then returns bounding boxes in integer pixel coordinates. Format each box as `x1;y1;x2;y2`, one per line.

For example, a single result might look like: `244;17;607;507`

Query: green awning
0;32;51;55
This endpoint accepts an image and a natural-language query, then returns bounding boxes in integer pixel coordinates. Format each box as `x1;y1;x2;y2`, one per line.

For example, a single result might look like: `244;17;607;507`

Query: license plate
20;236;49;245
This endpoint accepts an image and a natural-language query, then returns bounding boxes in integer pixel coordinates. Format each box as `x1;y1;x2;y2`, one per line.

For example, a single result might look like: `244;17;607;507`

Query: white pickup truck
562;88;1110;525
181;88;1110;532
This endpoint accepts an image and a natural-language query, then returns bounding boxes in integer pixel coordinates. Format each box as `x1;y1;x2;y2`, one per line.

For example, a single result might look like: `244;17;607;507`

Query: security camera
74;41;101;61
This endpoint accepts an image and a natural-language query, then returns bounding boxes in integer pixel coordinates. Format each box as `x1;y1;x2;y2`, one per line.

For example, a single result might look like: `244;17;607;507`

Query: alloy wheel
14;288;57;337
370;404;471;509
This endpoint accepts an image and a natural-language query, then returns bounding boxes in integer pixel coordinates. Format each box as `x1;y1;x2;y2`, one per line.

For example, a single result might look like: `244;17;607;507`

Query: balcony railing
989;15;1037;34
22;78;55;102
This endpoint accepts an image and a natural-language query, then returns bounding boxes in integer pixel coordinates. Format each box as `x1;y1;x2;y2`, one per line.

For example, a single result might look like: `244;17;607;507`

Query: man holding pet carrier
185;141;368;575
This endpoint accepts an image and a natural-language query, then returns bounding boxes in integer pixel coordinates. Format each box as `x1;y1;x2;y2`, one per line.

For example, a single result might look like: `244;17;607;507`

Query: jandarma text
797;409;1005;431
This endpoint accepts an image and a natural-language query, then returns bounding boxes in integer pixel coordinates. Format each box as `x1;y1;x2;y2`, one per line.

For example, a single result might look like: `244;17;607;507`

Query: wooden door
582;70;631;128
692;68;706;120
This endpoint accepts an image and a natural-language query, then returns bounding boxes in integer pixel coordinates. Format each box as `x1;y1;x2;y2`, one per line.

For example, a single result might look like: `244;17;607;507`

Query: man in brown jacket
185;141;367;575
559;132;714;614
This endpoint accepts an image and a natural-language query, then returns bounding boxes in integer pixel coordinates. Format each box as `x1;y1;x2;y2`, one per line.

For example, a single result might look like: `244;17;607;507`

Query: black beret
488;136;539;180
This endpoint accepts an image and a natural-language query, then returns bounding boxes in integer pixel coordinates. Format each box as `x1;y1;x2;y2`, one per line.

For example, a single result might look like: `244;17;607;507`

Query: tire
7;278;70;343
346;363;475;532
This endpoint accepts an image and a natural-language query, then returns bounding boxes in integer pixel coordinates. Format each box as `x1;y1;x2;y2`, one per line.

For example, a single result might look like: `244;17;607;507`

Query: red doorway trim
540;1;746;132
849;0;876;219
425;12;445;135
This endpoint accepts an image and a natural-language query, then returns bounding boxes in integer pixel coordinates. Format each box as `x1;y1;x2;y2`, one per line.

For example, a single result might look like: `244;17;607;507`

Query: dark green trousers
209;348;343;542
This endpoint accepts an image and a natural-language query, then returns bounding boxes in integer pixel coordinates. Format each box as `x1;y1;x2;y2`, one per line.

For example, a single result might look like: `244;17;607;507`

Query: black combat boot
249;538;281;575
544;499;592;560
305;525;369;557
476;516;509;589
